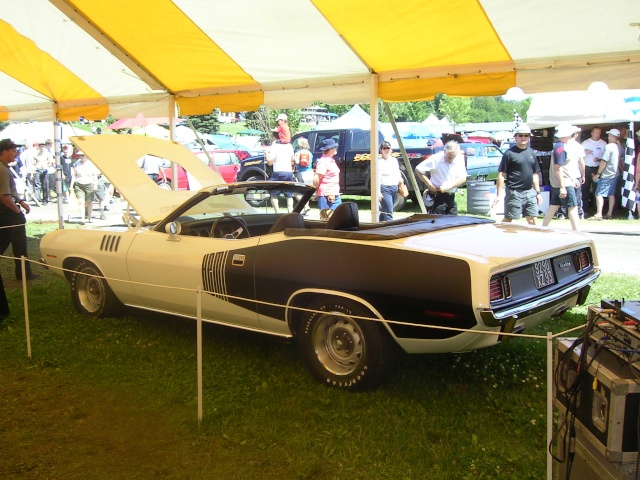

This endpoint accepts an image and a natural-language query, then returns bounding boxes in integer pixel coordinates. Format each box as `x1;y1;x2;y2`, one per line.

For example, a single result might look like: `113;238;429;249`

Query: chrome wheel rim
312;313;364;375
76;268;104;314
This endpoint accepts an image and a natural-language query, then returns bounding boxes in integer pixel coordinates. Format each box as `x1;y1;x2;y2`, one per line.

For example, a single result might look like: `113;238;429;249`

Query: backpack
298;151;310;167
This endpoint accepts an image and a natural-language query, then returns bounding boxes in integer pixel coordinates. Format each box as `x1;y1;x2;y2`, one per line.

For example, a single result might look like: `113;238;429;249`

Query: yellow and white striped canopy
1;0;639;122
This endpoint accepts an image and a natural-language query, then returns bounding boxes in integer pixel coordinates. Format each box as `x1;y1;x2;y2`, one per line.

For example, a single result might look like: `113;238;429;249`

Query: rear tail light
574;249;592;272
490;275;512;302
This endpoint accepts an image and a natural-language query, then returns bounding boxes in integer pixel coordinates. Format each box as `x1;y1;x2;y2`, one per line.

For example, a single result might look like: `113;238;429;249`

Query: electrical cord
550;310;605;479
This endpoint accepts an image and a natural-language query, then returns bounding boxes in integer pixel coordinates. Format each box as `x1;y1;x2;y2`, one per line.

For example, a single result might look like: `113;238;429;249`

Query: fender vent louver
202;252;228;300
100;235;122;252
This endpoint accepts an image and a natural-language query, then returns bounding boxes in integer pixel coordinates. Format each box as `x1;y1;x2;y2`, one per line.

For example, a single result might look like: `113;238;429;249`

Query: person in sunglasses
376;141;403;221
492;124;542;224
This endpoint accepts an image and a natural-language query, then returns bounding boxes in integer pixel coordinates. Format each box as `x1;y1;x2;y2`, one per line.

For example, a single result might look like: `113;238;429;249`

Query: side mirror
165;221;182;241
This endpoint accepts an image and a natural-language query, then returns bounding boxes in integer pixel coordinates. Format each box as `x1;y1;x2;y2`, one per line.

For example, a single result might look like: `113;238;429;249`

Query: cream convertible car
40;136;600;390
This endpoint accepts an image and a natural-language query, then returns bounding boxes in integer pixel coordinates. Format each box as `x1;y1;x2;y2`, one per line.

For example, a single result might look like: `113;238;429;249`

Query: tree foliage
307;95;529;125
185;112;221;135
244;107;302;145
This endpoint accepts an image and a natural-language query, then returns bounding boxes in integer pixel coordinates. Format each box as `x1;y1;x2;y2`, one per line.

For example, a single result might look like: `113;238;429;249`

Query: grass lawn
0;222;636;479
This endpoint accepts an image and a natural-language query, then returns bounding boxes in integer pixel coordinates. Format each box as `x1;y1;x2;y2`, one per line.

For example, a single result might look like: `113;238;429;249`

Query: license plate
532;259;555;289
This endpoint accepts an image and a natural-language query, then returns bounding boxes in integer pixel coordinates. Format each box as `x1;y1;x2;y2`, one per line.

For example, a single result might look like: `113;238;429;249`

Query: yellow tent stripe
380;71;516;102
313;0;511;73
69;0;257;92
178;91;264;116
0;20;103;109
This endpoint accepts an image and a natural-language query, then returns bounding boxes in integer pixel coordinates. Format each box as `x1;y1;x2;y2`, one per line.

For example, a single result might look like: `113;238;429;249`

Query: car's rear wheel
70;260;124;318
298;296;396;390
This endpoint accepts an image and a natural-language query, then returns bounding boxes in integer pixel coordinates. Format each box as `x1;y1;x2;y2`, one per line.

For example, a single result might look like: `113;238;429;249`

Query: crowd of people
491;122;639;231
5;139;111;225
263;111;638;226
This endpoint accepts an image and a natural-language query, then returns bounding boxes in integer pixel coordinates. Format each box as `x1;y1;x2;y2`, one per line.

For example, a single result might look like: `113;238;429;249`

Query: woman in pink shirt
313;138;341;217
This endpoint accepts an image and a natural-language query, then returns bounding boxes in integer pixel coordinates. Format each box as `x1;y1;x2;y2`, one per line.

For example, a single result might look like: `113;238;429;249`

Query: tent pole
53;114;65;230
369;75;379;222
382;102;427;214
169;96;179;191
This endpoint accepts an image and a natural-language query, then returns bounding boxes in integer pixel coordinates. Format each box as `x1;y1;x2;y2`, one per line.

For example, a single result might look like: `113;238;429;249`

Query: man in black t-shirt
492;124;542;224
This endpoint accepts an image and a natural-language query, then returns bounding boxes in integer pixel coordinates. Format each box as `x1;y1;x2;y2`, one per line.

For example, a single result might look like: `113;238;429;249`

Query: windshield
155;182;315;230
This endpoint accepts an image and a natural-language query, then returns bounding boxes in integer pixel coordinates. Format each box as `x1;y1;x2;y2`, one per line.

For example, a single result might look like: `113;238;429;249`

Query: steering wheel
210;215;250;239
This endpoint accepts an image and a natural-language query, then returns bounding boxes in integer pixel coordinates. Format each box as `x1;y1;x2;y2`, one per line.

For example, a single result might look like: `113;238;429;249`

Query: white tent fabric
1;0;639;122
421;114;454;135
526;89;640;129
0;121;91;144
316;104;371;130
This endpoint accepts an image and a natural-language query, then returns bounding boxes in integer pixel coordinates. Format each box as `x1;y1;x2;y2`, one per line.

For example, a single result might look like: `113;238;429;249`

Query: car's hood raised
70;135;224;224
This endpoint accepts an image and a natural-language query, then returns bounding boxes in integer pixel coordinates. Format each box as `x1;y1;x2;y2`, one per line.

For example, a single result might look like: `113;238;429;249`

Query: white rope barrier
2;253;596;480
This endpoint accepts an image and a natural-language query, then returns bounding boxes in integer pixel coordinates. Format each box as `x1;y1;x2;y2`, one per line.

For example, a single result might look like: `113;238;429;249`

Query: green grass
0;223;636;479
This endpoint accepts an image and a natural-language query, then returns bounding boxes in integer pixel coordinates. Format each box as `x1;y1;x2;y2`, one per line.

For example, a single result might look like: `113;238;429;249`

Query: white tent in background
421;114;454;136
0;122;92;145
317;104;371;130
526;88;640;129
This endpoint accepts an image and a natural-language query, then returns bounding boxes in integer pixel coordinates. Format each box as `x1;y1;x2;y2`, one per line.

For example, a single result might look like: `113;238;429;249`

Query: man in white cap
542;123;580;230
581;126;607;212
591;128;623;220
273;113;291;144
492;124;542;224
558;126;585;219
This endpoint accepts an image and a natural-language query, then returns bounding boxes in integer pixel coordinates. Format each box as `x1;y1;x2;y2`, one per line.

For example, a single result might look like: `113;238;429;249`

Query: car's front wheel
298;296;396;390
70;260;124;318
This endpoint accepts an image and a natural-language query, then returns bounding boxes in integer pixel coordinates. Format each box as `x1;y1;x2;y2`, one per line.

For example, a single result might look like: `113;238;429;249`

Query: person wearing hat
377;140;404;221
581;127;607;213
70;150;100;224
542;123;581;230
414;140;467;215
273;112;291;144
265;130;295;213
492;124;542;224
591;128;623;220
558;126;585;219
0;138;39;282
313;138;342;217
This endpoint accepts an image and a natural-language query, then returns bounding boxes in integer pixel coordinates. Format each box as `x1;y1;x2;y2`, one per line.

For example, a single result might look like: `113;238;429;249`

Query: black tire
157;180;172;191
70;260;124;318
298;296;396;390
393;191;407;211
393;172;409;211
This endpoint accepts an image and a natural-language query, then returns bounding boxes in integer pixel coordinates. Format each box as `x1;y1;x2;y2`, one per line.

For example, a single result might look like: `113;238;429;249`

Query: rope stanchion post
546;331;553;480
197;286;203;429
20;256;31;359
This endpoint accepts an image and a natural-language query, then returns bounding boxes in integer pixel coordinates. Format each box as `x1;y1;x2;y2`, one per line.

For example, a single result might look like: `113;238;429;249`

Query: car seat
268;212;305;234
325;202;359;231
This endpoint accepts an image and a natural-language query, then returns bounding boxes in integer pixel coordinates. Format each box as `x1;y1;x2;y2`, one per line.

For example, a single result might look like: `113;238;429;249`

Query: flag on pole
513;109;523;130
620;129;636;213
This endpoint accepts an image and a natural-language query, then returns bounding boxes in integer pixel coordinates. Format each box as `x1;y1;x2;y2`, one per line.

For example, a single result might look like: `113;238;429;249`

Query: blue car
459;143;503;182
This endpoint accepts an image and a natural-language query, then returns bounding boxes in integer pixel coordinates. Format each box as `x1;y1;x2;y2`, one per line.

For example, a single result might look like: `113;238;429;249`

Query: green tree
185;112;220;135
244;107;301;144
437;95;471;125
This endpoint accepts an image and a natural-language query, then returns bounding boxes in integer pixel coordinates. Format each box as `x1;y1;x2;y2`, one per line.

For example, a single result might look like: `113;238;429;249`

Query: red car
161;149;240;188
